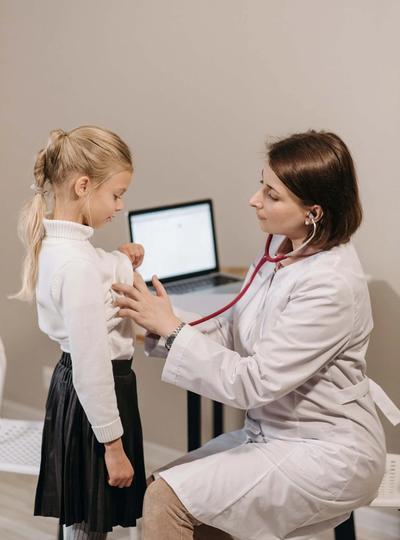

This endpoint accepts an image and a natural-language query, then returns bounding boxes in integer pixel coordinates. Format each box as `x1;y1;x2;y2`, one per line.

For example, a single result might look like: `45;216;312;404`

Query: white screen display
130;203;217;282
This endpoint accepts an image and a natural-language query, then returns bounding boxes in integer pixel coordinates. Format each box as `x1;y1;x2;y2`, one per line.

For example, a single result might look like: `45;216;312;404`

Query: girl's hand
104;438;134;488
112;272;181;337
118;243;145;268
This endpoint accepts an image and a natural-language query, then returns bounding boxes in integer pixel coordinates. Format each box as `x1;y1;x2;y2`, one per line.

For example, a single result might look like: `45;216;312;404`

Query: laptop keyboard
164;275;239;295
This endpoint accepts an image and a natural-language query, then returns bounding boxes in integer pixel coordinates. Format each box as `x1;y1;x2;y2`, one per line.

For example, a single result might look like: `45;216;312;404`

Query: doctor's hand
118;242;145;268
112;272;182;337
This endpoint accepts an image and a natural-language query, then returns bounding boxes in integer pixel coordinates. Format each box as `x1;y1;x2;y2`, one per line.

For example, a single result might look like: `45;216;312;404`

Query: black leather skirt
34;352;146;533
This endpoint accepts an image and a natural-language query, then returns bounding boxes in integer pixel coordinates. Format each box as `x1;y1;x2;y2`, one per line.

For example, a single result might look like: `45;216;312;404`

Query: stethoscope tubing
189;221;317;327
189;250;269;326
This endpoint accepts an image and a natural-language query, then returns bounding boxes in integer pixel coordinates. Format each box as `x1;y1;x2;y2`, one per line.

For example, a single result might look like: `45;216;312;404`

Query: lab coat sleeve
178;308;234;348
161;274;355;409
54;259;123;442
144;308;234;358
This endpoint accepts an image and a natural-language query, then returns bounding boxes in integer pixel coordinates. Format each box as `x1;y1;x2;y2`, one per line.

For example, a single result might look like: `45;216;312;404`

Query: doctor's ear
73;176;91;198
305;206;323;225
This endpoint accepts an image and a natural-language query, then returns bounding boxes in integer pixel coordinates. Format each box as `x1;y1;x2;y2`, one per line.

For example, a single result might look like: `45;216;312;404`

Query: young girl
13;126;147;538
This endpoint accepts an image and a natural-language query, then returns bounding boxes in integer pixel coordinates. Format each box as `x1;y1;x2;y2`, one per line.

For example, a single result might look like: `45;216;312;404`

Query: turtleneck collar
43;219;94;241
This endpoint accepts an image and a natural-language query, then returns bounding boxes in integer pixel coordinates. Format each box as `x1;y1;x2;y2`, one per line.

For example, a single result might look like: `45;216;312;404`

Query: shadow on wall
367;280;400;454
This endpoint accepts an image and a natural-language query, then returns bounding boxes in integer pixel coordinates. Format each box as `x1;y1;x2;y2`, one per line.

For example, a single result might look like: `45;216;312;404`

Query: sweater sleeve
53;259;123;443
94;247;134;283
161;274;355;409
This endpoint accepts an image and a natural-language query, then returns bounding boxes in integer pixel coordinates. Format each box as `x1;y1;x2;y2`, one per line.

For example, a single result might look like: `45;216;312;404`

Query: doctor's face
249;164;309;240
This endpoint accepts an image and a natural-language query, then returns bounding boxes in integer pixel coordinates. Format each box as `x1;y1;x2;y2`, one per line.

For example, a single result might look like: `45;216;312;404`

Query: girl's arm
53;259;123;442
54;259;134;486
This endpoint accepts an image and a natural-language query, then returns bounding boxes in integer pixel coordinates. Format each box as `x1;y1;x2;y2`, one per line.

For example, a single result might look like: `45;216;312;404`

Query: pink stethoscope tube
188;234;277;327
189;219;317;327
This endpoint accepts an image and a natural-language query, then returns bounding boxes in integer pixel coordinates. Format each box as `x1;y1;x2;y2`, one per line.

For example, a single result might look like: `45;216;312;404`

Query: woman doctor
112;130;387;540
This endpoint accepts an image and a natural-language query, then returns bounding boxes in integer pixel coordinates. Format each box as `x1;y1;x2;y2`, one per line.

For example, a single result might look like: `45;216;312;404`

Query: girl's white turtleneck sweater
36;219;135;443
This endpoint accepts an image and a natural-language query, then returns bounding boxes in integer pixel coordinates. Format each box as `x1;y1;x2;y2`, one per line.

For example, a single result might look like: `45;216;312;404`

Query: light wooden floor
0;469;334;539
4;469;380;540
0;468;394;540
0;471;142;540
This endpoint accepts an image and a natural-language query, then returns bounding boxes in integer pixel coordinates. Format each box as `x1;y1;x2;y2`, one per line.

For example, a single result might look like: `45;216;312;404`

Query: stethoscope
189;213;318;326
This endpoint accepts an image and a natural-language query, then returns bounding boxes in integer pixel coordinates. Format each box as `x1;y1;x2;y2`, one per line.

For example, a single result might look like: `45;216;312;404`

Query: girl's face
249;163;309;241
83;170;132;228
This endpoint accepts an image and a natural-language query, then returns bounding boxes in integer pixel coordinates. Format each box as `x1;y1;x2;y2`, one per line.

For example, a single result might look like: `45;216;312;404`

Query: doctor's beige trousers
142;478;234;540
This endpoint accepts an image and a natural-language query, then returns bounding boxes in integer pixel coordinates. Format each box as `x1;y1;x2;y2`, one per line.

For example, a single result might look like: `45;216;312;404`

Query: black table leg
187;391;201;451
334;512;356;540
58;524;63;539
212;401;224;437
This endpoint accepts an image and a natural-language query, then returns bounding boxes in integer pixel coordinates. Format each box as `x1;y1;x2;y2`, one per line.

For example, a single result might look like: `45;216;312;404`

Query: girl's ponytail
11;147;49;301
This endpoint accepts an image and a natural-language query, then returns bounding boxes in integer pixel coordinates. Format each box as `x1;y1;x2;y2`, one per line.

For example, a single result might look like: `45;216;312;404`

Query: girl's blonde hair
12;125;133;302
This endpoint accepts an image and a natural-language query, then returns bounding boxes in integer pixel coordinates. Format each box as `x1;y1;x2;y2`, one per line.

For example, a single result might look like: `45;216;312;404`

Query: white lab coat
146;237;389;540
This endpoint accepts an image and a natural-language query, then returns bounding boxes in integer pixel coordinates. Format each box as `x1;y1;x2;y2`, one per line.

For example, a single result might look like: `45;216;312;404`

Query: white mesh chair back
370;453;400;508
0;418;43;475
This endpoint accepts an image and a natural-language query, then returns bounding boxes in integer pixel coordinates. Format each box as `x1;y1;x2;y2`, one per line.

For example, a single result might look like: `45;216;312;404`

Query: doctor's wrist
160;316;183;338
164;320;186;351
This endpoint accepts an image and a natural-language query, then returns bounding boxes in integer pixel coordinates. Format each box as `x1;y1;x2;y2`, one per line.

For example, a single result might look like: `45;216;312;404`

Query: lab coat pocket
159;442;276;522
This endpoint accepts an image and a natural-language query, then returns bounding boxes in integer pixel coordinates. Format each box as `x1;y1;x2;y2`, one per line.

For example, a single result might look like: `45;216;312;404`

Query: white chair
0;417;43;475
370;453;400;509
0;337;43;476
0;337;57;538
334;453;400;539
0;337;43;473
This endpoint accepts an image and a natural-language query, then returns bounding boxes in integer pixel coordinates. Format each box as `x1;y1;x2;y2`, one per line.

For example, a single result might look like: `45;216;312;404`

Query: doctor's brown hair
267;130;362;250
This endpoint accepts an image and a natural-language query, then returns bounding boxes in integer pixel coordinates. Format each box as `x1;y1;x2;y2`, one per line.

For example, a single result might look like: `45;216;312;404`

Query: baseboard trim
2;398;44;420
2;398;184;472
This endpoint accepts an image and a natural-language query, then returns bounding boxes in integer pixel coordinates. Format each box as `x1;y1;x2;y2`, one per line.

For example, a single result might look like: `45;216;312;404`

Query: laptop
127;199;243;314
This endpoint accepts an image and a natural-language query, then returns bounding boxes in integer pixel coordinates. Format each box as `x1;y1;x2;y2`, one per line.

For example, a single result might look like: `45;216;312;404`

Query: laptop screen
128;200;219;283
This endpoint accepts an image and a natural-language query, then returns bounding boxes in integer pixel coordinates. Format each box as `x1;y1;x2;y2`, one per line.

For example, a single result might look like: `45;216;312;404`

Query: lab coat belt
334;378;370;404
368;378;400;426
335;378;400;426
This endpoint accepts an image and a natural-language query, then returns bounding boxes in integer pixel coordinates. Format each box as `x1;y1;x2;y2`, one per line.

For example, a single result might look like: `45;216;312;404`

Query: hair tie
30;183;47;196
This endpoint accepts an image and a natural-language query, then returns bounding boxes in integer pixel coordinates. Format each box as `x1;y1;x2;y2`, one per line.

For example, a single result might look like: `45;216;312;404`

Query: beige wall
0;0;398;453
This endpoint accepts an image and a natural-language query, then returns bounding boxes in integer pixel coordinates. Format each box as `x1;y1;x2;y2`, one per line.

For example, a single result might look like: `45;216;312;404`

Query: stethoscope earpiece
305;211;317;226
